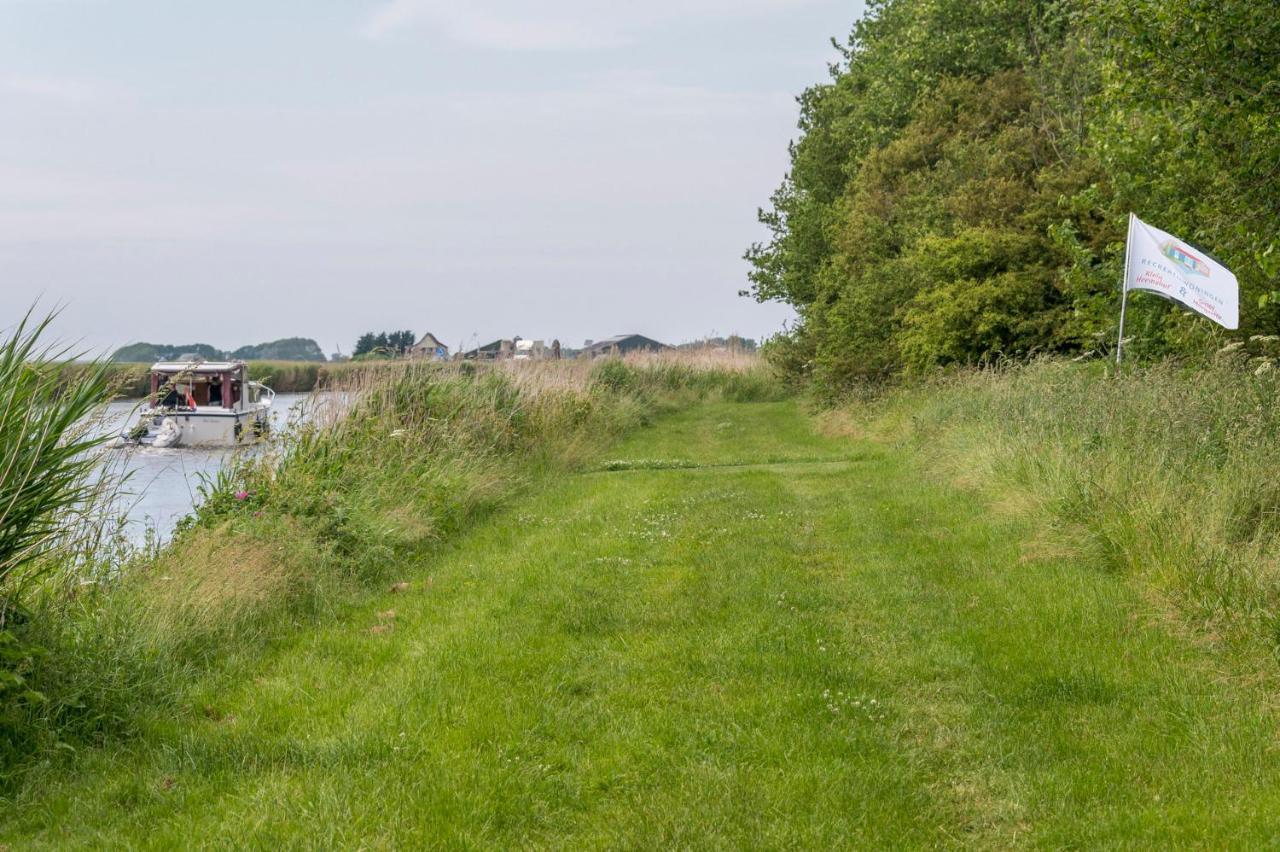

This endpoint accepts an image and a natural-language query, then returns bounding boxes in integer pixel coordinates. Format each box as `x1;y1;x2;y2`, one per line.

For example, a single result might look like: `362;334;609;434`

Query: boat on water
117;360;275;448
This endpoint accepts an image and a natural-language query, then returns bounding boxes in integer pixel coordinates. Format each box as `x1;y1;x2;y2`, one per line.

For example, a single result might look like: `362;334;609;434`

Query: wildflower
235;490;250;501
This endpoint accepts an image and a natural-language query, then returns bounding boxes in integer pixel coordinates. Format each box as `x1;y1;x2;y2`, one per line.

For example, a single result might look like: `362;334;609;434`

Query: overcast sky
1;0;863;356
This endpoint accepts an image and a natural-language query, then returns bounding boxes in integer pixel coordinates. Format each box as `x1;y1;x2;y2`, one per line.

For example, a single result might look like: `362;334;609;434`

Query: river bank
2;354;780;788
98;393;311;545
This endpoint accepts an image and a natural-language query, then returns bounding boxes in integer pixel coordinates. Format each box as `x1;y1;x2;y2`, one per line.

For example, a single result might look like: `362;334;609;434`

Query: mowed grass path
7;401;1280;847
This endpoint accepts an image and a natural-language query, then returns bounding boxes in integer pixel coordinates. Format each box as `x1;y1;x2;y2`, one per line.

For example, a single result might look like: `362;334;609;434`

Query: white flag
1125;214;1239;329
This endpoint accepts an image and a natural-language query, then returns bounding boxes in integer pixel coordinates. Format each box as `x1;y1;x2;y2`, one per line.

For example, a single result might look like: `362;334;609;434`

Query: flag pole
1116;212;1135;365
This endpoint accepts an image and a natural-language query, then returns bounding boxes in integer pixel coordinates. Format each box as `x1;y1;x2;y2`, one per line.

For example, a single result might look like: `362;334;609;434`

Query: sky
0;0;864;356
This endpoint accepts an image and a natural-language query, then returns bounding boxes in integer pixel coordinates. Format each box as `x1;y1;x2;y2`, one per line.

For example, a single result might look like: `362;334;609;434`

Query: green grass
598;400;860;468
861;358;1280;663
3;359;776;781
6;398;1280;846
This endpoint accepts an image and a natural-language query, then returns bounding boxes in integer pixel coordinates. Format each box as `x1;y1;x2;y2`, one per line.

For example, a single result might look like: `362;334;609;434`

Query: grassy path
6;401;1280;847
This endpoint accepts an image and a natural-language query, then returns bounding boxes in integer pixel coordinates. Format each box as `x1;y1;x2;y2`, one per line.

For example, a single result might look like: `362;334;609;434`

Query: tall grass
857;356;1280;661
103;351;782;398
104;358;469;397
0;314;115;620
98;363;150;398
3;351;781;785
0;312;118;767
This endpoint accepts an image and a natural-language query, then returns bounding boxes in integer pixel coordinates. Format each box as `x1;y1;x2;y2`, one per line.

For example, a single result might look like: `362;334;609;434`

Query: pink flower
235;490;250;501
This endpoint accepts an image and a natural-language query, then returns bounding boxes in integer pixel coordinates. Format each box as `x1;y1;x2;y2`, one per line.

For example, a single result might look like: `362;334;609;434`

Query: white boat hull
122;405;272;448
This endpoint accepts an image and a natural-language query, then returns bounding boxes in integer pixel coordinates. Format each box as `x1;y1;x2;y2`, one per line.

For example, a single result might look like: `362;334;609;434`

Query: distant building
409;332;450;361
581;334;670;358
462;337;561;361
514;339;550;360
462;339;515;360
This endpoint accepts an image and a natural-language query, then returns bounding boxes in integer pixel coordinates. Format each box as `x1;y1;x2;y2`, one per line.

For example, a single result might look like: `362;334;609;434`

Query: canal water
99;393;312;544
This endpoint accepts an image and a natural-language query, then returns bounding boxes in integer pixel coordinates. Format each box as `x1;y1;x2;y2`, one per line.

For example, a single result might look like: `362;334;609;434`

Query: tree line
746;0;1279;397
112;338;327;363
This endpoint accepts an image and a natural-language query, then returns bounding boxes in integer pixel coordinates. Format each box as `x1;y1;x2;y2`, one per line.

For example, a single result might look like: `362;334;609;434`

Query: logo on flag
1160;241;1211;278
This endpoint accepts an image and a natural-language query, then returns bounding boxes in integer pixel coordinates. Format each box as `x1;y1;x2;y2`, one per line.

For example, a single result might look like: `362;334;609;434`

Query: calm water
99;393;311;543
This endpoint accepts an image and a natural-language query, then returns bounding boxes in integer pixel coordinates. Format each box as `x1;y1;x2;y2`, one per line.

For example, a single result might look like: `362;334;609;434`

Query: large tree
747;0;1280;395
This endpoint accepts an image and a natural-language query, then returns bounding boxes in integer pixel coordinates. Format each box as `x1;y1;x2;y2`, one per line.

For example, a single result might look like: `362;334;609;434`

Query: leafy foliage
110;342;223;363
353;330;416;358
748;0;1280;395
230;338;326;361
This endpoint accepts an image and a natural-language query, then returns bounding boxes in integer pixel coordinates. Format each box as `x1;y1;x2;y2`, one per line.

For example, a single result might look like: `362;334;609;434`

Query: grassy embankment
1;354;780;785
858;357;1280;667
7;360;1280;846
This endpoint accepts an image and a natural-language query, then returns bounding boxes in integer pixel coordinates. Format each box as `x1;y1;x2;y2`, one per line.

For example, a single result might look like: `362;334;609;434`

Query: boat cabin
148;361;262;412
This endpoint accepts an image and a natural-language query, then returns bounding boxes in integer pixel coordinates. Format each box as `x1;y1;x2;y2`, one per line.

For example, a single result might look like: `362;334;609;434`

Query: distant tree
387;330;416;354
111;342;226;362
231;338;327;362
111;343;164;363
675;336;757;353
353;330;416;358
117;338;329;363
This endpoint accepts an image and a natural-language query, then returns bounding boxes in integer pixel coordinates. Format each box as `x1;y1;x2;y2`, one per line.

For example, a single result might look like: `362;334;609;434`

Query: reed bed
103;348;774;399
104;359;379;398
